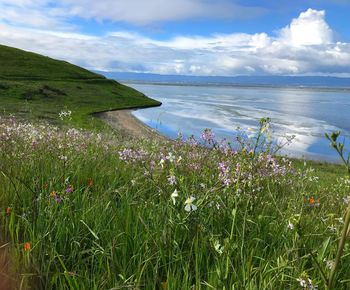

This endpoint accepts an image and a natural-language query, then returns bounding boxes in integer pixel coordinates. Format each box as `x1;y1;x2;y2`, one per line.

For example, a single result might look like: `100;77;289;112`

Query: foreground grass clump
1;119;350;289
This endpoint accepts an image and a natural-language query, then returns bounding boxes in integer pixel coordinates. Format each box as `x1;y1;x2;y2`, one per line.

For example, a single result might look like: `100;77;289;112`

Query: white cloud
60;0;265;25
0;0;70;29
0;8;349;76
279;8;333;46
0;0;265;28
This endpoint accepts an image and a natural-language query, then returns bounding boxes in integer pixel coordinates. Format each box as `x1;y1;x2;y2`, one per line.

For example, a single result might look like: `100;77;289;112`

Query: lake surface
127;83;350;162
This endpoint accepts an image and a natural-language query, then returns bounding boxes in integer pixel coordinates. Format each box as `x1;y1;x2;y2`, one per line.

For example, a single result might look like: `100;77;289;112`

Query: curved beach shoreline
97;109;168;141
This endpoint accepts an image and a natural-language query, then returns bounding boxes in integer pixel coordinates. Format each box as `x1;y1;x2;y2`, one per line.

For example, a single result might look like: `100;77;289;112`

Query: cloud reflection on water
130;84;350;162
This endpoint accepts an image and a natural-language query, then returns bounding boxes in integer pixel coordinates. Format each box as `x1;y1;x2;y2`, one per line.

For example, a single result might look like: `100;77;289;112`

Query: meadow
1;115;350;289
1;44;350;289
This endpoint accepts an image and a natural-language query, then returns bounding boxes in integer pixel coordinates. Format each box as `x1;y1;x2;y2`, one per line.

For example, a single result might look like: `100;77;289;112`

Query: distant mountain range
97;71;350;89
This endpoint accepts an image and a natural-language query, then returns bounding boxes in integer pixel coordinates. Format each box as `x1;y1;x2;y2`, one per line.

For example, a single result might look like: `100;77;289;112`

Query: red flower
24;242;31;251
87;178;93;186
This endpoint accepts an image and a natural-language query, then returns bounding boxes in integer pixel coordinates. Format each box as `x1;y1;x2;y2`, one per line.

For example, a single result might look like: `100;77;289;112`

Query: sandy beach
96;109;168;141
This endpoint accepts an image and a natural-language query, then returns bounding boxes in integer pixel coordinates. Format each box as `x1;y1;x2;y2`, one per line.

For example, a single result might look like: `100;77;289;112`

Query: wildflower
167;175;176;185
304;196;320;207
165;152;176;163
187;135;198;146
325;260;335;270
59;110;72;120
297;278;307;287
65;185;74;193
5;207;11;216
287;222;294;230
335;217;344;224
55;196;62;204
201;128;215;143
213;240;224;255
218;161;231;186
118;148;148;162
58;155;68;161
247;127;255;138
184;196;197;212
171;189;179;205
87;178;93;186
24;242;31;251
296;278;317;289
343;196;350;205
328;225;337;232
159;158;165;168
261;122;270;133
50;191;57;197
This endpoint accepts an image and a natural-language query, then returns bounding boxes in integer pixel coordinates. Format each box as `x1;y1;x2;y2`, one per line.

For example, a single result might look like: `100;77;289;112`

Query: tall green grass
1;119;350;289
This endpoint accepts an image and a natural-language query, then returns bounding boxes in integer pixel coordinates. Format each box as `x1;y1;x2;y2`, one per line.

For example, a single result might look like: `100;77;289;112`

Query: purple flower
65;186;73;193
187;135;198;146
55;196;62;203
218;161;232;186
201;128;215;143
118;148;148;162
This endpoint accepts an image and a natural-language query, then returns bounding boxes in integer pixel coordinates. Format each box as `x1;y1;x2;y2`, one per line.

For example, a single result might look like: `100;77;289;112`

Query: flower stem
327;203;350;289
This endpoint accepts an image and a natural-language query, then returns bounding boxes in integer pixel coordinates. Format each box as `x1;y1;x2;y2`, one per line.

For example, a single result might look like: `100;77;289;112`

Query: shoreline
96;109;169;141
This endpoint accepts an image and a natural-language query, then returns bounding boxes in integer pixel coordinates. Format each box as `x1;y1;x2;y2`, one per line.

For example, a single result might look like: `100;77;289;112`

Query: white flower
287;222;294;230
166;152;176;163
296;277;318;289
326;260;335;270
247;127;255;138
213;240;224;255
343;196;350;205
167;175;177;185
159;158;165;168
297;278;307;287
171;189;179;205
335;217;344;224
184;196;197;212
58;155;68;161
328;225;337;232
59;110;72;120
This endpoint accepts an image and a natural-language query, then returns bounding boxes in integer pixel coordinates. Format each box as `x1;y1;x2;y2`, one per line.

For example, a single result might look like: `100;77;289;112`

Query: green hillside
0;44;161;128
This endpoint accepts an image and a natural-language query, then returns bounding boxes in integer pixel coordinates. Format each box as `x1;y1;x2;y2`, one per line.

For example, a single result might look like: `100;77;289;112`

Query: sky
0;0;350;77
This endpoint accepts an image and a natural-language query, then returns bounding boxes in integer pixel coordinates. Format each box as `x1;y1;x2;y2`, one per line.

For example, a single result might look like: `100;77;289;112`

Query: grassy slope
0;44;161;128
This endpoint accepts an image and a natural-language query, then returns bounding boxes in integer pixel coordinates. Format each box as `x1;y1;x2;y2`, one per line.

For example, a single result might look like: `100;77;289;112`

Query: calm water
127;83;350;162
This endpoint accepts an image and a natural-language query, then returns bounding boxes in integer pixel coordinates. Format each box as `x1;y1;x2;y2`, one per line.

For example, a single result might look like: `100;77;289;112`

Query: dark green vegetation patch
0;44;161;128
